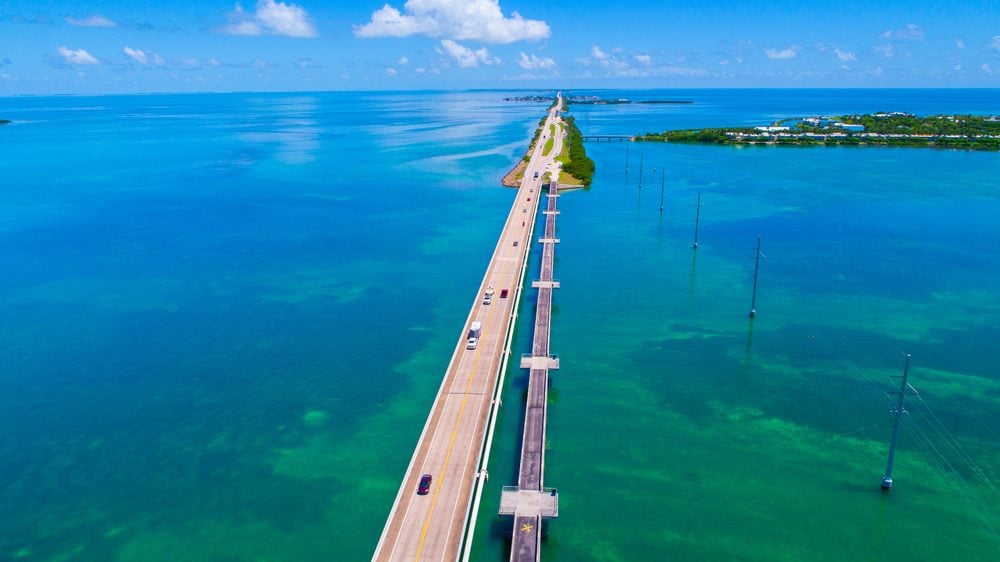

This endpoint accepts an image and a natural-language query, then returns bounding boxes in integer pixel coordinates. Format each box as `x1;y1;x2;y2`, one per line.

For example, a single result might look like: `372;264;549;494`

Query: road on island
372;96;564;562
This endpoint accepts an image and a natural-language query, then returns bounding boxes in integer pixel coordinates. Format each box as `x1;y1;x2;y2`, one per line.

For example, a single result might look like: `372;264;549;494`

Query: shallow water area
0;90;540;561
1;89;999;561
471;89;1000;561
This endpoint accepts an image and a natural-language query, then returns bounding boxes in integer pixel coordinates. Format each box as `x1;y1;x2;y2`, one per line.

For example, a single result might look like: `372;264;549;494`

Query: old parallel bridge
500;178;562;562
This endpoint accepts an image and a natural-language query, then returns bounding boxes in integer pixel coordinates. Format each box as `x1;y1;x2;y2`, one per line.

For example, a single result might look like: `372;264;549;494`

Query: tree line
561;116;595;186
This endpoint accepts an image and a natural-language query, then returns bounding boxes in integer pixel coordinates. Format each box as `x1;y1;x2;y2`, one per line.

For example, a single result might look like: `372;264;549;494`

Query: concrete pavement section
373;96;565;562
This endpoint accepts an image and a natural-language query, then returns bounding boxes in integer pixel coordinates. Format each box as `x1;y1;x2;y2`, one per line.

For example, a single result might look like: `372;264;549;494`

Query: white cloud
633;54;652;65
226;19;262;36
982;63;995;76
57;46;99;65
385;67;398;76
398;56;409;65
766;47;797;59
355;0;549;44
591;45;608;64
518;52;555;69
223;0;318;38
875;44;894;58
123;47;165;66
584;44;704;77
181;57;200;66
66;15;116;27
834;48;856;62
955;38;965;49
881;24;924;40
256;0;317;37
439;39;499;67
991;36;1000;51
719;58;743;65
588;45;628;70
123;47;148;65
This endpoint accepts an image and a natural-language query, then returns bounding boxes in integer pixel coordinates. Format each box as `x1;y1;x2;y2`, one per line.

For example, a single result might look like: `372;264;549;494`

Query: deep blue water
1;89;998;561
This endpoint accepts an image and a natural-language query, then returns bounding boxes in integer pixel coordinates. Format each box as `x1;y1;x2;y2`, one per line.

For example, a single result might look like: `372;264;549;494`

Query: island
556;114;595;187
566;96;693;105
638;113;1000;150
502;97;596;187
0;119;10;125
503;95;556;103
504;95;692;105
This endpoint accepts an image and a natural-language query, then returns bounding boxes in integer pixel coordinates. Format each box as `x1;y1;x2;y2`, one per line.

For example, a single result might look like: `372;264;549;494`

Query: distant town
504;95;692;105
639;113;1000;150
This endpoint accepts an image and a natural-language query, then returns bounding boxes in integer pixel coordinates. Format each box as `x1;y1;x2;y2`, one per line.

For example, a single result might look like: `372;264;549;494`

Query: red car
417;474;432;495
500;289;509;298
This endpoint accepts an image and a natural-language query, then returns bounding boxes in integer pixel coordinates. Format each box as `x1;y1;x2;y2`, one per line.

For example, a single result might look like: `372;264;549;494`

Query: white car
466;337;479;350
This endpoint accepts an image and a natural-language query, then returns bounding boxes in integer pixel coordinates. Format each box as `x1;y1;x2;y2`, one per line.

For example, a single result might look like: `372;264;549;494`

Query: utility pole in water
659;168;665;212
882;354;916;490
638;151;644;188
693;191;701;249
749;235;762;318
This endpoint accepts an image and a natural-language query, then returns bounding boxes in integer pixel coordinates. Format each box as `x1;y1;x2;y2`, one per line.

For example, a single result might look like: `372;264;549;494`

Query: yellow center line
412;252;513;561
409;111;551;559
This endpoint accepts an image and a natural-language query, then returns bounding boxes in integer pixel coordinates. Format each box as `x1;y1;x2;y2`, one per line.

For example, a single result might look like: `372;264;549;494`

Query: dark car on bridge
417;474;432;495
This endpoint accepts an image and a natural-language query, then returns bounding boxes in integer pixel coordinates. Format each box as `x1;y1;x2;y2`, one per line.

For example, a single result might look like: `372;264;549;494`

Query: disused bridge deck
506;181;561;562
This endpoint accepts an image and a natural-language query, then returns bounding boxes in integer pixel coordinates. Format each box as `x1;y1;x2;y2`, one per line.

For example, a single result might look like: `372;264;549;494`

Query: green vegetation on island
638;113;1000;151
502;94;596;187
557;116;595;187
0;119;11;125
542;124;556;157
790;112;1000;136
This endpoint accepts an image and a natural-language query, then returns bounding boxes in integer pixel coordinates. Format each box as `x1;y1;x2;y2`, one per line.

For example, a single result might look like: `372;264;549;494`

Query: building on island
833;123;865;132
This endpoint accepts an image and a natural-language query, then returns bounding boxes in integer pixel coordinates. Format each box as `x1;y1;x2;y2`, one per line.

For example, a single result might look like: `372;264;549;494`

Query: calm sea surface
1;89;998;561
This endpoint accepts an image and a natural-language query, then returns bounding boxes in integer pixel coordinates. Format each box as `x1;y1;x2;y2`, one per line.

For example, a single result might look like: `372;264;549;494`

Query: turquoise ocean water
1;89;999;561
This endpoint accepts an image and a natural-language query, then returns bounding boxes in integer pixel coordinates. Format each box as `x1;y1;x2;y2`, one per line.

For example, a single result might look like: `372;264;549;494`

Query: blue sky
1;0;998;94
